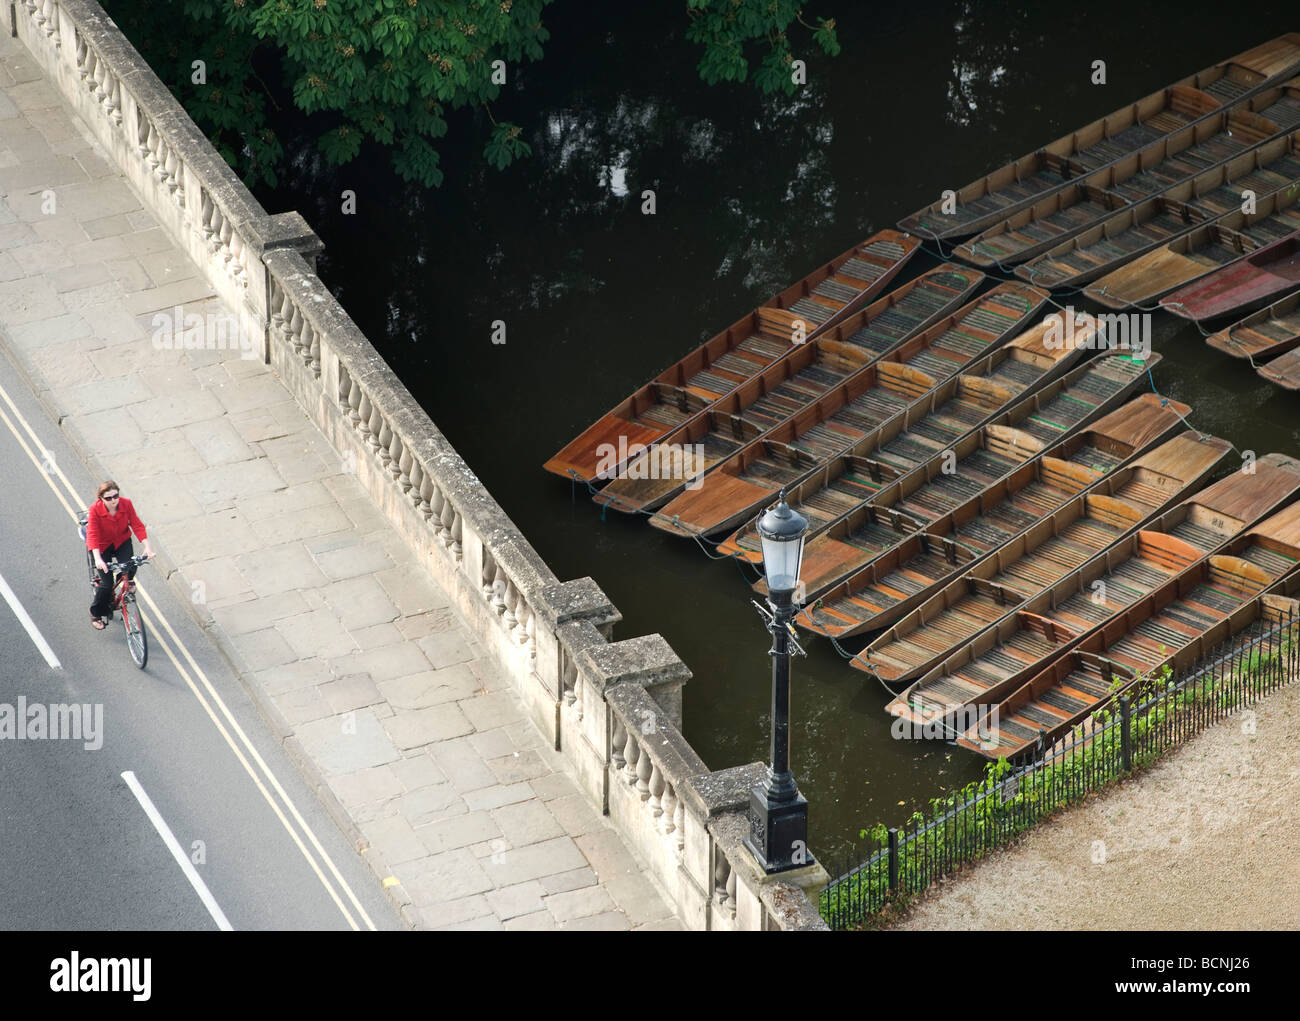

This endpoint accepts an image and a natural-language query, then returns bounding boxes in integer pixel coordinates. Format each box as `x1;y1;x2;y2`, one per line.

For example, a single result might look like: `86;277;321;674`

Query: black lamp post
745;489;812;874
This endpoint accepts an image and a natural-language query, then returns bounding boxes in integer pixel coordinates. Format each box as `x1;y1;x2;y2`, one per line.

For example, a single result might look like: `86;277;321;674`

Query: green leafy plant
101;0;840;188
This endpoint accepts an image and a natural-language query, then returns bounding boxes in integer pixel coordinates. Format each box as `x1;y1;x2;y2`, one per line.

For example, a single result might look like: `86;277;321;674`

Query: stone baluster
480;549;496;601
365;402;383;455
725;870;737;917
337;366;354;418
714;856;731;910
514;593;531;643
450;515;462;560
416;471;435;521
39;0;59;38
489;565;506;615
610;717;626;770
303;322;320;371
218;217;233;263
163;143;182;199
140;117;159;169
571;659;583;720
649;763;664;818
92;59;109;104
672;798;685;850
386;431;403;482
502;580;519;631
435;490;453;540
661;782;677;837
635;746;652;800
355;391;374;446
376;419;393;468
561;653;577;707
229;231;247;285
622;730;639;786
397;447;414;494
346;378;363;428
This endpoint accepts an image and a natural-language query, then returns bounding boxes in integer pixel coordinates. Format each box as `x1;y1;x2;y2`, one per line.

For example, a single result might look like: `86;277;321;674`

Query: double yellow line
0;376;378;931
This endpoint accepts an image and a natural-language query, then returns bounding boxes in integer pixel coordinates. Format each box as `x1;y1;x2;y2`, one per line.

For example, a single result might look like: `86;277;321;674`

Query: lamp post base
744;784;812;874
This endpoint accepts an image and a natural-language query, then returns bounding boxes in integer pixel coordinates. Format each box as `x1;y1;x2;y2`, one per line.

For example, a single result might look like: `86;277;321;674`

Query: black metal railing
820;605;1299;930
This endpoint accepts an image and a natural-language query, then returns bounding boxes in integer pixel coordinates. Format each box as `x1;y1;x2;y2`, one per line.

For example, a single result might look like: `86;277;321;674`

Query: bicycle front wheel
123;594;148;669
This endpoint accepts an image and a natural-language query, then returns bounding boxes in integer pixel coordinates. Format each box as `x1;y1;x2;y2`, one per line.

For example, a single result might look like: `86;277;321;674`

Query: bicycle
77;513;150;669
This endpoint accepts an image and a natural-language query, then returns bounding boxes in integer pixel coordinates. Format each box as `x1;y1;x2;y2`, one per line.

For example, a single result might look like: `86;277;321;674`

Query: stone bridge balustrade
14;0;829;930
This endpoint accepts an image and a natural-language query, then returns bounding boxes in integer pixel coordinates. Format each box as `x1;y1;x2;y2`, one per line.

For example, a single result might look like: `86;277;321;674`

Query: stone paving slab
0;35;677;932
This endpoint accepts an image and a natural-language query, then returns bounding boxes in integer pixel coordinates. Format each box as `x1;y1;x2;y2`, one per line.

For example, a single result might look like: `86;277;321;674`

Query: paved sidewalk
0;36;676;930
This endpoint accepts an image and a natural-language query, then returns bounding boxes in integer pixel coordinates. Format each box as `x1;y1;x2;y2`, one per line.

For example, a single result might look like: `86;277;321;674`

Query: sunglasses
103;494;120;501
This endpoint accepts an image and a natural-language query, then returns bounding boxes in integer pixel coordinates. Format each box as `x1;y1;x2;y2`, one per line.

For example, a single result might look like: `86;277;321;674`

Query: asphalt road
0;346;402;931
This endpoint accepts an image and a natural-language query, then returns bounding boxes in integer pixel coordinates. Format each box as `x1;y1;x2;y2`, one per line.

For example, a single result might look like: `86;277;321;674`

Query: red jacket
85;496;148;552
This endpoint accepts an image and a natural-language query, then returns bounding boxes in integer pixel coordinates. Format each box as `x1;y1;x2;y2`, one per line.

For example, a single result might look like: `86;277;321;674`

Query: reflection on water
254;0;1298;863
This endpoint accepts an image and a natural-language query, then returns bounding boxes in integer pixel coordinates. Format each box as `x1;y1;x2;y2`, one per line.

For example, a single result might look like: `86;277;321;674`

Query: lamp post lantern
745;488;812;874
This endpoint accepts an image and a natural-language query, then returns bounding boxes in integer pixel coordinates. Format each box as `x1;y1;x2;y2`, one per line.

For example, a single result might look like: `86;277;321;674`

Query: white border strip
0;567;60;669
122;770;234;931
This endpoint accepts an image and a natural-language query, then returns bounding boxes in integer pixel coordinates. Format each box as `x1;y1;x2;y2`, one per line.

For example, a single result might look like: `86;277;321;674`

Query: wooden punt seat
1258;345;1300;387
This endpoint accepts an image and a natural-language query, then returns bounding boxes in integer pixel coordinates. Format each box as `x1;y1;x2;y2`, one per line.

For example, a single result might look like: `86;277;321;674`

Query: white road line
121;770;234;932
0;568;61;669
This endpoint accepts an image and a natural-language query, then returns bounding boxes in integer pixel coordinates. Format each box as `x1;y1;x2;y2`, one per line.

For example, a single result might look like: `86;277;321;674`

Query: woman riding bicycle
86;480;155;630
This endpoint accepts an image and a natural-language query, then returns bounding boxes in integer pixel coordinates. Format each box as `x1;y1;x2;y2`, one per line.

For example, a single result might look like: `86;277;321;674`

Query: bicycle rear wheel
123;593;148;669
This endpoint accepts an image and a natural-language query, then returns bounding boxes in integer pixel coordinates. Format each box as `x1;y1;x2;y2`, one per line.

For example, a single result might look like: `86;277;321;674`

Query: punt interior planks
595;282;1043;515
1257;343;1300;387
1206;286;1300;360
774;394;1220;604
1083;186;1300;309
957;570;1300;759
954;94;1300;269
897;35;1300;240
794;354;1164;637
724;351;1158;563
650;286;1075;540
868;455;1300;691
1161;231;1300;320
543;229;919;483
1014;130;1300;290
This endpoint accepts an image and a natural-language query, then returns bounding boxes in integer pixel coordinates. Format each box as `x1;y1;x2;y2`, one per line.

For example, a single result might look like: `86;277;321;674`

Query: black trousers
90;540;136;620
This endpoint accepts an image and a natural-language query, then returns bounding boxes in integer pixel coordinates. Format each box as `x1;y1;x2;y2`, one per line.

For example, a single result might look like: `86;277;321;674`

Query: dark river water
249;0;1300;865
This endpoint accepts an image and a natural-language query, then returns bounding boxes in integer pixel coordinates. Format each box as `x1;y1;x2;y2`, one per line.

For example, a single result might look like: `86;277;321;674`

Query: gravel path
886;679;1300;930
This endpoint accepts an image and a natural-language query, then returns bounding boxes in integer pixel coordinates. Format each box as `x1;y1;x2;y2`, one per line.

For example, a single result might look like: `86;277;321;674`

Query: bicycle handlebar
104;555;151;572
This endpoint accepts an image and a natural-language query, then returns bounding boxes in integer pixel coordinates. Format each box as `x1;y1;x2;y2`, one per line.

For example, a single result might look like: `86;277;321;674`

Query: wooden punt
954;104;1292;269
595;283;1043;515
1206;288;1300;360
1012;129;1300;289
897;35;1300;240
542;230;920;482
1161;232;1300;320
713;348;1154;557
792;354;1165;634
718;314;1118;559
958;537;1300;759
956;591;1300;759
1084;187;1300;309
648;286;1057;538
778;398;1222;603
1257;344;1300;388
869;455;1300;690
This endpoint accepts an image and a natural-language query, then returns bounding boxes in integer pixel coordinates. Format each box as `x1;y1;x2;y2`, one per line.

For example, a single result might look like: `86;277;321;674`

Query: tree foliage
100;0;838;189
